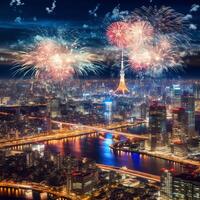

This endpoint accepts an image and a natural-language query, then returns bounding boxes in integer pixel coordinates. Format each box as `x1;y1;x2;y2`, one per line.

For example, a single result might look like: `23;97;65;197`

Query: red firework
106;21;130;48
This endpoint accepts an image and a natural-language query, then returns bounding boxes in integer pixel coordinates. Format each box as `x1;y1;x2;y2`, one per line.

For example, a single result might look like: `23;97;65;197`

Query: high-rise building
149;102;167;151
171;107;189;156
171;107;186;141
193;82;200;99
181;92;195;137
172;173;200;200
49;98;61;118
161;171;200;200
172;84;182;107
160;169;173;200
140;103;147;119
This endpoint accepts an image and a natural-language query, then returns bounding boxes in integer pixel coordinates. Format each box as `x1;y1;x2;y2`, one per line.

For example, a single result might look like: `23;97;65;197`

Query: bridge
0;164;160;200
97;164;160;182
0;120;148;149
0;180;78;200
52;120;148;140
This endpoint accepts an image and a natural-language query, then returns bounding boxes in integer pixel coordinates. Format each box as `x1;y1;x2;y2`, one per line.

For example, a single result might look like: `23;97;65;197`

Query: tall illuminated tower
115;51;129;94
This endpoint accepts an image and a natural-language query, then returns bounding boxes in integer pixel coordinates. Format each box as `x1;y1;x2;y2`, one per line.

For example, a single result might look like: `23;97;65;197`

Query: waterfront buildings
0;79;200;199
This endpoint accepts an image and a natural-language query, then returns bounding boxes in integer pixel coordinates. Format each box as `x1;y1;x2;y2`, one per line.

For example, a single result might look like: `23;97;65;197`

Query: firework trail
131;6;187;34
15;36;102;81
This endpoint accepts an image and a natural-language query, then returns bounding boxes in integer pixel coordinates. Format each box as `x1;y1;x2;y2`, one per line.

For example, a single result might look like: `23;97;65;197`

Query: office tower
149;102;167;151
140;103;147;119
161;169;173;200
181;92;195;137
172;84;182;107
71;169;99;194
49;98;61;118
172;173;200;200
171;107;186;141
193;82;200;99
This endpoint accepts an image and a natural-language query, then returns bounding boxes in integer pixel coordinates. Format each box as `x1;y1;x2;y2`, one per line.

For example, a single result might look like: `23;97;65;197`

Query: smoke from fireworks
15;36;101;80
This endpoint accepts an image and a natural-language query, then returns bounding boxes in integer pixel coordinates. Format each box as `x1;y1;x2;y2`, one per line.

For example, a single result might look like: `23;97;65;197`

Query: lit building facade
148;102;167;151
181;92;196;137
160;169;173;200
49;98;61;118
193;82;200;99
172;174;200;200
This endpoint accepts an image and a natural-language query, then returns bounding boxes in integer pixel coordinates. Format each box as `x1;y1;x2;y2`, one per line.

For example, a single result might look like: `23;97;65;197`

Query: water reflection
45;133;185;176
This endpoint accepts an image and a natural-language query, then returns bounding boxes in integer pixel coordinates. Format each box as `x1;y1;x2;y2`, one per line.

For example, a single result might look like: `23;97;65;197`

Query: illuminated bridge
0;164;160;200
0;181;79;200
0;120;148;149
97;164;160;182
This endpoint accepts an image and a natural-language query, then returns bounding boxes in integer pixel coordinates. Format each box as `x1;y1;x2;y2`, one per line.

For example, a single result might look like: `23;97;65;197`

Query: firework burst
126;20;154;50
15;36;102;80
128;35;183;74
131;6;187;34
106;21;130;48
108;5;191;75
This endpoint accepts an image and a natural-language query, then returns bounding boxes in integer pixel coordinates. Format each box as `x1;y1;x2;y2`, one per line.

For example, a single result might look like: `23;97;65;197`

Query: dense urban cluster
0;79;200;199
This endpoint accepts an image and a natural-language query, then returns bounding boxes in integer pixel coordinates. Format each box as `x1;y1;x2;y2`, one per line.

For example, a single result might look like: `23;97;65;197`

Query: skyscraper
181;92;195;137
172;84;182;107
172;173;200;200
193;82;200;99
49;98;61;118
140;103;147;119
149;102;167;151
161;169;173;200
161;171;200;200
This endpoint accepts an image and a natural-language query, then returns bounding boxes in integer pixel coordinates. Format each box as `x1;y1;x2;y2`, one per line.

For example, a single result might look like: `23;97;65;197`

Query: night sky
0;0;199;79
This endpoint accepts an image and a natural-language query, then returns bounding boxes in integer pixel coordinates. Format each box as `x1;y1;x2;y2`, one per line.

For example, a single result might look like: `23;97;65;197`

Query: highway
0;163;160;200
52;120;148;140
0;180;79;200
97;164;160;182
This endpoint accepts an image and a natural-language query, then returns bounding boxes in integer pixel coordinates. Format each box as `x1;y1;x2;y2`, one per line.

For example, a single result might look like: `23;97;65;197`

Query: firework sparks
15;37;101;80
131;6;187;34
126;20;154;50
106;21;131;48
105;5;191;76
128;35;183;73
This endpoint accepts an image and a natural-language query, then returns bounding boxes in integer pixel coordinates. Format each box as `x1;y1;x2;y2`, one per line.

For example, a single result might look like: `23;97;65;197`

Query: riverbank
110;145;200;169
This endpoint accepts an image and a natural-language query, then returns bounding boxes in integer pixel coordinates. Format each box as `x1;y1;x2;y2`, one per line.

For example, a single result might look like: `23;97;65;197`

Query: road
0;180;79;200
97;164;160;182
0;163;160;200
